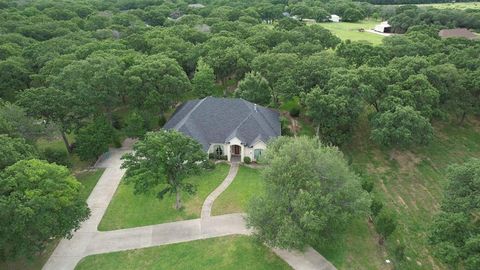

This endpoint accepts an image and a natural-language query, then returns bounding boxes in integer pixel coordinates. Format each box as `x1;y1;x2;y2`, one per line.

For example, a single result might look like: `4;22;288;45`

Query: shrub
203;160;216;170
244;156;251;164
41;147;71;167
289;107;300;117
361;176;374;193
158;115;166;127
370;196;384;217
375;208;397;240
280;117;293;136
208;153;215;159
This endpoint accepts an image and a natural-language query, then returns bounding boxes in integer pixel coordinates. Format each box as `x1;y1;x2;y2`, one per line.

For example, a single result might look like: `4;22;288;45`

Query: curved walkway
201;162;239;218
43;145;336;270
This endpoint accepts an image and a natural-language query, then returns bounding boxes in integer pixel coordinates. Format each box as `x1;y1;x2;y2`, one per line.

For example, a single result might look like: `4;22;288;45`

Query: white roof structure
374;21;392;33
329;14;341;22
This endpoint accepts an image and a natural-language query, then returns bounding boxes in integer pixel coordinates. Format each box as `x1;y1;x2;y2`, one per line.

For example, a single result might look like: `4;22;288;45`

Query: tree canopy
121;130;207;210
247;136;370;249
0;159;89;259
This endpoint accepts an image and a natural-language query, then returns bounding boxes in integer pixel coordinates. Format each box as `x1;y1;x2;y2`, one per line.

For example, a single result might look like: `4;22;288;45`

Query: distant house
374;21;392;33
439;28;478;40
164;97;281;162
329;14;341;23
188;3;205;9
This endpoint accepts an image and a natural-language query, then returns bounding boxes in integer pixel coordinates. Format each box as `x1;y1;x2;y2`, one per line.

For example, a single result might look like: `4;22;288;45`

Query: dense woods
0;0;479;269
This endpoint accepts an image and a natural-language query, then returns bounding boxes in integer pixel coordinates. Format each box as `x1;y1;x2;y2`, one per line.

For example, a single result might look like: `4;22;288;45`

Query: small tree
75;117;114;161
234;71;271;105
192;58;216;98
0;159;90;259
247;136;370;249
121;130;206;210
375;208;397;241
429;159;480;270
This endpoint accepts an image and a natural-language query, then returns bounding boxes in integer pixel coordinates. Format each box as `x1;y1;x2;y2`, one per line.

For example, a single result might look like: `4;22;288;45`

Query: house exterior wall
207;139;267;162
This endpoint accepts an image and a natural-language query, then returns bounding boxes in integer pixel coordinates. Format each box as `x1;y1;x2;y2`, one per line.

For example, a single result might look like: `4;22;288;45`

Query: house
439;28;478;40
374;21;392;33
188;3;205;9
329;14;341;23
164;97;281;162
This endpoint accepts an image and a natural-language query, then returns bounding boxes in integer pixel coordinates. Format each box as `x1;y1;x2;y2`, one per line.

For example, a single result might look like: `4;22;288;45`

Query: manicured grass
75;235;291;270
98;164;230;231
76;169;105;201
212;166;264;215
317;19;385;45
0;168;105;270
341;114;480;270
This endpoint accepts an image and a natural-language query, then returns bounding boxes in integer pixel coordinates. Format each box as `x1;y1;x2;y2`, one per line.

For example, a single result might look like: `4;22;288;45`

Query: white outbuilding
329;14;341;23
374;21;392;33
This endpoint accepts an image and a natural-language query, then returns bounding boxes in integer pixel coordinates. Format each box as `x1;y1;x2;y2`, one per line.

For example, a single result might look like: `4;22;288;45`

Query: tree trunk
60;131;72;154
316;125;320;137
460;111;467;125
175;190;182;210
373;101;379;113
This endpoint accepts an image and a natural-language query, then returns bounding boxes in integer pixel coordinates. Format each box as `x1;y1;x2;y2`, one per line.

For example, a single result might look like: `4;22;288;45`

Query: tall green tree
0;159;89;259
234;71;271;105
0;57;31;101
305;87;362;145
192;58;216;98
429;159;480;270
0;135;37;170
125;54;191;114
247;136;370;249
371;105;433;148
121;130;207;210
17;87;83;153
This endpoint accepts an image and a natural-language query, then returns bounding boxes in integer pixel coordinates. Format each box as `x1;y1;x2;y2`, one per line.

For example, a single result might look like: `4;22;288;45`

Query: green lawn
36;135;92;172
212;166;264;215
317;20;385;45
75;235;291;270
98;163;230;231
0;168;105;270
76;169;105;201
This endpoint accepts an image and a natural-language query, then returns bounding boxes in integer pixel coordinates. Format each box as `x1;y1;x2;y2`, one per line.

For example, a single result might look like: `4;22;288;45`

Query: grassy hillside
341;114;480;269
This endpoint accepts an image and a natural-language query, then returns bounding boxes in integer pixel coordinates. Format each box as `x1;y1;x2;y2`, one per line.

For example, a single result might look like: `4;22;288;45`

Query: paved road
43;142;336;270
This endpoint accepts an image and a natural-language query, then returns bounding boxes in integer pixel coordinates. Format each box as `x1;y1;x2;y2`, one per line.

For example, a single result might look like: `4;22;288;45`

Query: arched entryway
230;145;242;162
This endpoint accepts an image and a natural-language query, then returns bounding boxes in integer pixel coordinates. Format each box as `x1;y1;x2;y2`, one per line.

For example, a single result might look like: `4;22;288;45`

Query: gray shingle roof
164;97;281;151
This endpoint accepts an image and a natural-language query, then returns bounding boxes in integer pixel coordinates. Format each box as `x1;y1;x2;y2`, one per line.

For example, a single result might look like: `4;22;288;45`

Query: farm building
374;21;392;33
439;28;478;40
329;14;341;23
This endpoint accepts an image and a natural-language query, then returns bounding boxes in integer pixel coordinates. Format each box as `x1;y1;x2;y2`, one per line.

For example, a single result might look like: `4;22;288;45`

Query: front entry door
233;145;240;155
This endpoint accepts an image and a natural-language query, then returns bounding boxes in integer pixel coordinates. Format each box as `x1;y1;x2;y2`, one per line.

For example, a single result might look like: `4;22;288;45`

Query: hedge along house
164;97;281;162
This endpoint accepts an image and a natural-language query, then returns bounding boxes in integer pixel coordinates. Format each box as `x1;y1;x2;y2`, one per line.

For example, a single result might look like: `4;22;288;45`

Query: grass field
75;235;291;270
98;164;230;231
317;20;385;45
340;114;480;270
212;166;264;215
416;2;480;9
0;168;105;270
